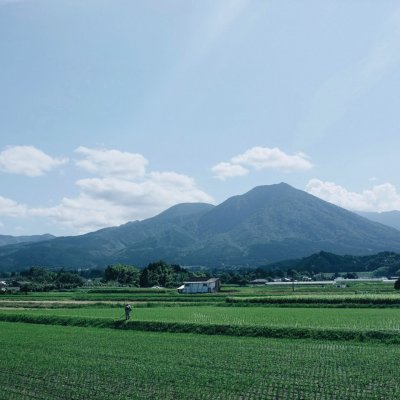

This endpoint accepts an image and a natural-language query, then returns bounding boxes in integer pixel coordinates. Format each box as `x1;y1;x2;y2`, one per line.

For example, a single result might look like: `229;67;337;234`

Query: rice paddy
1;282;400;399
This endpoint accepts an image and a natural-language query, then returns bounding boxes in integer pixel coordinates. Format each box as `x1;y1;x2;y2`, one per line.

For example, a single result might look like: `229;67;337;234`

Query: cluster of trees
102;264;344;287
13;267;84;292
4;261;207;292
104;264;140;286
104;261;207;288
211;268;351;284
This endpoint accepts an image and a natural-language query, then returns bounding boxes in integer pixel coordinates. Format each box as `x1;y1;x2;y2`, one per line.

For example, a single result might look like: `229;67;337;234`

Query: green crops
1;322;399;400
1;311;400;343
2;284;400;399
1;306;400;332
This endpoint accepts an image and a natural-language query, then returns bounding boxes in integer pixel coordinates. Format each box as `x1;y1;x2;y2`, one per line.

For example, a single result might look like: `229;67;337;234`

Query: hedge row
0;301;216;309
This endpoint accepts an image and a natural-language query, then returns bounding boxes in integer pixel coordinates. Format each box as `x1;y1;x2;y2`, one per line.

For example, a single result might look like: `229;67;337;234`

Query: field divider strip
1;313;399;344
226;297;400;306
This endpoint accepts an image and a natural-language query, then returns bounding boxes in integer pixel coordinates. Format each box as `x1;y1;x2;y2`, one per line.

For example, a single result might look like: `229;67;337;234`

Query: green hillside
266;251;400;276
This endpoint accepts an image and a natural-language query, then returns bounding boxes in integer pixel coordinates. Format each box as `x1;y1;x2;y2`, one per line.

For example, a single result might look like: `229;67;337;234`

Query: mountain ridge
0;233;55;247
0;183;400;271
264;250;400;276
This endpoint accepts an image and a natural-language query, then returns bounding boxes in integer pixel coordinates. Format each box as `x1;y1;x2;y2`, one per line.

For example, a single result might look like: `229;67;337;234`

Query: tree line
3;261;209;292
3;260;400;293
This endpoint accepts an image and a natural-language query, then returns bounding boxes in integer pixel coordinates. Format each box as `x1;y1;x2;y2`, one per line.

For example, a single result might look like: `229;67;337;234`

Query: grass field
1;282;400;399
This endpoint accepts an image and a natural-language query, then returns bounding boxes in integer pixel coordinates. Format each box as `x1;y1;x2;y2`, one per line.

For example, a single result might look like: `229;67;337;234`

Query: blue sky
1;0;400;235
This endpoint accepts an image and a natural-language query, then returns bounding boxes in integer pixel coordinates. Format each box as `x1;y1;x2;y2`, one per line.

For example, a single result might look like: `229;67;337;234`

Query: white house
250;279;269;285
178;278;220;294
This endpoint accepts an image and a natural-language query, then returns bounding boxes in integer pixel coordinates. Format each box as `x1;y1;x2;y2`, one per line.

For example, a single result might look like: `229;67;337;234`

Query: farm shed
250;279;269;285
0;281;7;293
178;278;220;294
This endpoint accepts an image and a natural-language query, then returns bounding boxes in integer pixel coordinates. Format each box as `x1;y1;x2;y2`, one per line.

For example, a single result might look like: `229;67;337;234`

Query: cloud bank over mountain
306;179;400;212
0;146;213;233
212;147;313;180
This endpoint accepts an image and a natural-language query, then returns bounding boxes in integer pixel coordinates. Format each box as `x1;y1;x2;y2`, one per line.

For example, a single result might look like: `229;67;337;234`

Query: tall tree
104;264;140;286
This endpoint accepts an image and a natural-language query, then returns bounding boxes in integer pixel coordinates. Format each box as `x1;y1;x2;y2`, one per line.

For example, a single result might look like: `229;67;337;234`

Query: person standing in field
125;303;132;320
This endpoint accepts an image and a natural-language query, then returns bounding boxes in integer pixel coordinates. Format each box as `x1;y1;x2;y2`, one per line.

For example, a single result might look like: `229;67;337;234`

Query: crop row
0;301;217;309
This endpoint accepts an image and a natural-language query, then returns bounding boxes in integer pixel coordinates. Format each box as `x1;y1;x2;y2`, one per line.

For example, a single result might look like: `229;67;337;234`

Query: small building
0;280;7;293
250;279;269;285
178;278;220;294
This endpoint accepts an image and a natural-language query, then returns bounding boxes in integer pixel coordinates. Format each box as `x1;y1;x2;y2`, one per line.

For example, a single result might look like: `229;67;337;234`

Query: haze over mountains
1;183;400;271
356;211;400;232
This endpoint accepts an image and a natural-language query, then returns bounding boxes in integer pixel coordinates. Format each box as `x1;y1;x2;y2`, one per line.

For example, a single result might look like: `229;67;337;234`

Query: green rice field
1;283;400;399
1;322;399;400
2;305;400;332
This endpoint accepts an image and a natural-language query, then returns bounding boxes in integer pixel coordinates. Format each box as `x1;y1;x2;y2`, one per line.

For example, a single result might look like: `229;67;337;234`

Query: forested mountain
265;251;400;276
1;183;400;271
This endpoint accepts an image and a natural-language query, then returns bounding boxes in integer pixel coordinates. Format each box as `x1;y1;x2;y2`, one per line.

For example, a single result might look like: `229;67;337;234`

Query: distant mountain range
0;234;55;247
1;183;400;271
265;251;400;276
357;211;400;231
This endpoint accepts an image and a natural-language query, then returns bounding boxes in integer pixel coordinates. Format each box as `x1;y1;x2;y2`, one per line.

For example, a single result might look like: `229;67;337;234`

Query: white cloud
232;147;313;171
31;195;127;233
31;172;213;234
76;172;212;209
0;196;27;217
305;179;400;212
75;146;148;179
24;147;214;233
212;162;249;181
0;146;213;234
213;146;313;180
0;146;67;177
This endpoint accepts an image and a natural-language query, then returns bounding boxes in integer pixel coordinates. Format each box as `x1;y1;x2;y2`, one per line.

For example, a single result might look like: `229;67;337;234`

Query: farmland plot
2;306;400;332
1;322;399;400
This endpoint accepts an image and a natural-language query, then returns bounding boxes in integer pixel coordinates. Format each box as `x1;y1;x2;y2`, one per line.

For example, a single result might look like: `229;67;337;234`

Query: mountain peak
1;184;400;270
245;182;297;196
